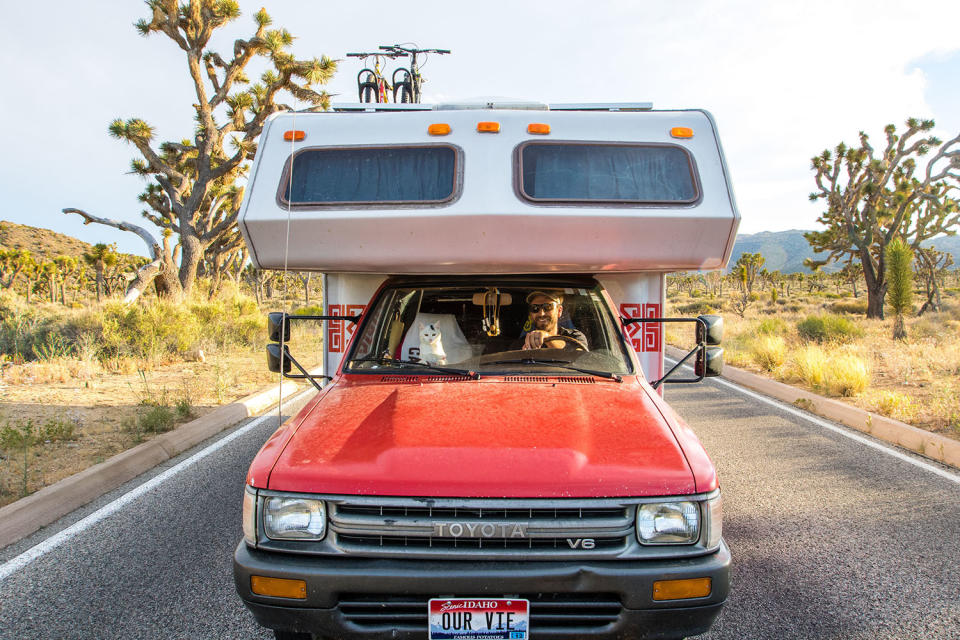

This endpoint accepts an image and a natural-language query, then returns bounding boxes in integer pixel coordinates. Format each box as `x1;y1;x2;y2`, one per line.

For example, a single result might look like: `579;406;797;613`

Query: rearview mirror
695;346;723;378
697;315;723;346
266;342;291;374
267;312;290;343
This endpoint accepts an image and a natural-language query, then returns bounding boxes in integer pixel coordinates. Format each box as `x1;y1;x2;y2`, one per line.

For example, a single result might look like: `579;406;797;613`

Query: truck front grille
339;593;622;631
328;499;635;559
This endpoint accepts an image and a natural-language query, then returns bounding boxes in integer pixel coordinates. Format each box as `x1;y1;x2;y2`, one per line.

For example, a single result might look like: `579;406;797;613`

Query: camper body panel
240;109;738;273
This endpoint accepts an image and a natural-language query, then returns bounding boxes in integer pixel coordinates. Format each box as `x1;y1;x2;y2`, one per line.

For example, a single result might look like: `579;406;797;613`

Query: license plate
428;598;530;639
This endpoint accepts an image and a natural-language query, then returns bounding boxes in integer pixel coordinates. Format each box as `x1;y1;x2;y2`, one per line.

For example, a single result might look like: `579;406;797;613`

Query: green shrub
675;301;716;315
757;318;787;335
829;300;868;315
293;304;324;316
138;403;176;434
41;417;79;443
797;314;864;343
0;420;38;450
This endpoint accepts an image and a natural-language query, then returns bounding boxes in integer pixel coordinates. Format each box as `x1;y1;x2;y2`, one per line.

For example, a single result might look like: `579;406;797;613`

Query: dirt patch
0;348;292;507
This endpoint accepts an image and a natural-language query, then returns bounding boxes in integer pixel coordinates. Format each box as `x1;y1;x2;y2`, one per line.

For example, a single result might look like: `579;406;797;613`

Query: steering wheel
541;334;588;352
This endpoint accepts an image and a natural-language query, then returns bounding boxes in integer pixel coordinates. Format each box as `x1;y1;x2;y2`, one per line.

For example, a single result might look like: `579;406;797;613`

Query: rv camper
234;101;739;640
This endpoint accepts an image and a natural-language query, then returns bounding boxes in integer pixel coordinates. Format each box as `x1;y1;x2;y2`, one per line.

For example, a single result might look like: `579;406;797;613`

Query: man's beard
534;316;554;331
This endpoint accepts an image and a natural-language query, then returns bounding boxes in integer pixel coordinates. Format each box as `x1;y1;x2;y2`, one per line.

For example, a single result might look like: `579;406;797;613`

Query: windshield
345;281;635;376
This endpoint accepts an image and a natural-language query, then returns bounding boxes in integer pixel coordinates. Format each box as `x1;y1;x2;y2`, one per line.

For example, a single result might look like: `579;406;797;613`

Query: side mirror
268;312;290;343
266;342;291;374
697;315;723;346
695;346;724;377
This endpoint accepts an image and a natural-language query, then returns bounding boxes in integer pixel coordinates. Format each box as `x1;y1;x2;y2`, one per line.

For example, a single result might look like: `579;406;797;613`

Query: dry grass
0;291;324;507
667;287;960;439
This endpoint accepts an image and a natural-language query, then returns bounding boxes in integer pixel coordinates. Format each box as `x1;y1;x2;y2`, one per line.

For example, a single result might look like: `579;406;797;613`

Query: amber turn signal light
527;123;551;135
670;127;694;139
652;577;712;601
283;130;306;141
477;121;501;133
428;124;452;136
251;575;307;599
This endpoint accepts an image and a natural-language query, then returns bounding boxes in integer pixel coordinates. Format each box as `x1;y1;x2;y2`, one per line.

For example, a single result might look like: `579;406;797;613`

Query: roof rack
329;103;434;112
324;102;655;113
548;103;653;111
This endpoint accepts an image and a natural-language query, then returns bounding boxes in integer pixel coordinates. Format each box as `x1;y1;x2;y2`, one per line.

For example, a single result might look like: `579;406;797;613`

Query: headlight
637;501;699;544
242;486;258;546
263;496;327;540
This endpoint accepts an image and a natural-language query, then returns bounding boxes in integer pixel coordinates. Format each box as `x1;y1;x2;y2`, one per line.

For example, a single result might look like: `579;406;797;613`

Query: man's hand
523;330;563;350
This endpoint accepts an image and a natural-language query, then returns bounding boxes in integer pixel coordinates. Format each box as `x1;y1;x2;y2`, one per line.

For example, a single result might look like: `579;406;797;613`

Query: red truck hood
265;377;697;498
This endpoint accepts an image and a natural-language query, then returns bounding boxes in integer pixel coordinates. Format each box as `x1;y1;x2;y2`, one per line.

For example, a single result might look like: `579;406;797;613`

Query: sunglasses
528;302;558;313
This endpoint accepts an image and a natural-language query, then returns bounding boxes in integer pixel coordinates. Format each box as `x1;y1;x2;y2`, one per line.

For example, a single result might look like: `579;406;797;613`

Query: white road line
667;358;960;486
0;395;307;583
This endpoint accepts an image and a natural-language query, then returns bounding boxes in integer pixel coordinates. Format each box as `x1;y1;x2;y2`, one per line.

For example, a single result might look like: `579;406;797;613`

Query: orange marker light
251;576;307;599
283;130;306;141
477;121;501;133
527;123;551;135
670;127;694;139
428;123;452;136
652;577;712;601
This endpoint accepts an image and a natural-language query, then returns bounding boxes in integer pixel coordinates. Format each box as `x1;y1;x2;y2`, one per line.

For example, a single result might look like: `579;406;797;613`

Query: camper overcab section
234;103;739;640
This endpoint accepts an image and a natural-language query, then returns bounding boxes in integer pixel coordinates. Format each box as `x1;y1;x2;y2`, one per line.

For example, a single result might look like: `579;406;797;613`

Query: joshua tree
885;238;914;340
734;252;765;296
914;247;953;315
807;118;960;318
83;243;119;303
54;256;79;304
64;1;336;301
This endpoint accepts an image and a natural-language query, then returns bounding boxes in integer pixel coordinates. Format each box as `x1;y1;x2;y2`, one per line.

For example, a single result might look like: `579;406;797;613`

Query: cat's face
419;322;440;344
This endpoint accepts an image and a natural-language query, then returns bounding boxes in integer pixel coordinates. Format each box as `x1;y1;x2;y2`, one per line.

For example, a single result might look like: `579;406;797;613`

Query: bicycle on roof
379;44;450;104
346;51;402;103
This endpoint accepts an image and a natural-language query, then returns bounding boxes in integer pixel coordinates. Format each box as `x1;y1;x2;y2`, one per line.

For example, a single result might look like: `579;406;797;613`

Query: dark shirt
512;325;588;350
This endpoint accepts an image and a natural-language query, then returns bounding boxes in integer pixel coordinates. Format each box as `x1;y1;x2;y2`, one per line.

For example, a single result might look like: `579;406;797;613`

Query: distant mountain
729;229;960;274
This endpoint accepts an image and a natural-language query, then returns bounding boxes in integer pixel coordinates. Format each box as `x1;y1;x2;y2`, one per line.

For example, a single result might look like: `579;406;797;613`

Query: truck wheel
273;631;312;640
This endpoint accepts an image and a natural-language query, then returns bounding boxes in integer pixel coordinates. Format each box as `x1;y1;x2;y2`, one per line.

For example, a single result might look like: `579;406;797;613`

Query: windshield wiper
351;357;480;380
487;358;622;382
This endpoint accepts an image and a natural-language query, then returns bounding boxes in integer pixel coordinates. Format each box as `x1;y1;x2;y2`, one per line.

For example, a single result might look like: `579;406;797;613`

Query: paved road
0;378;958;639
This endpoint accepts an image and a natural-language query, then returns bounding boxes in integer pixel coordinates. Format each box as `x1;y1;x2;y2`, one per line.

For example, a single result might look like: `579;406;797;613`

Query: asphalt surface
0;378;958;639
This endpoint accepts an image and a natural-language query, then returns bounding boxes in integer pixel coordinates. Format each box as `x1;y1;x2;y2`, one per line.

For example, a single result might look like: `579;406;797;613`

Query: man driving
519;291;588;350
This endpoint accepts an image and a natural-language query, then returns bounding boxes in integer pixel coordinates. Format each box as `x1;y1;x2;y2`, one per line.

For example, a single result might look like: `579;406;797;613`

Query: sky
1;0;958;257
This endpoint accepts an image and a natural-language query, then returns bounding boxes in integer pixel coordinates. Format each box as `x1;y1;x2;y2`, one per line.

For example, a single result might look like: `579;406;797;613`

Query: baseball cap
526;290;563;304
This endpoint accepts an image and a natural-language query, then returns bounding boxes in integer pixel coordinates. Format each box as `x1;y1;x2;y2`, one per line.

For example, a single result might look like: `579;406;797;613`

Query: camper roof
239;106;739;274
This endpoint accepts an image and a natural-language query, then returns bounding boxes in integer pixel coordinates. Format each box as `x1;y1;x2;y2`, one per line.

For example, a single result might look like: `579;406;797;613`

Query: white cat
418;322;447;365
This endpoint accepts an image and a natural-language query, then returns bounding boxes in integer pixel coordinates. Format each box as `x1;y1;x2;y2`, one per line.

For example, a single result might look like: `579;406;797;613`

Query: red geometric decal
329;304;366;353
620;303;662;353
642;303;661;353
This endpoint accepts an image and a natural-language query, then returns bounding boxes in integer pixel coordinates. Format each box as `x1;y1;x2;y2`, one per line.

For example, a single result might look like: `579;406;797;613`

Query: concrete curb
666;346;960;470
0;379;302;550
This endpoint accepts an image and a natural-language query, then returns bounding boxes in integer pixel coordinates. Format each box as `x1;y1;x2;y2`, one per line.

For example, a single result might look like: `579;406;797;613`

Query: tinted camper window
519;143;698;204
279;146;457;206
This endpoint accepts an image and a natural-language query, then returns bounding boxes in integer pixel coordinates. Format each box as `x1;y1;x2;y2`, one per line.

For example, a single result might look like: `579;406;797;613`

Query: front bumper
234;540;731;639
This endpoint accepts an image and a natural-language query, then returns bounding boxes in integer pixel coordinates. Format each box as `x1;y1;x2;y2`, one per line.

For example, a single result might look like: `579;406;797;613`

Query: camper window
517;142;699;204
278;145;459;207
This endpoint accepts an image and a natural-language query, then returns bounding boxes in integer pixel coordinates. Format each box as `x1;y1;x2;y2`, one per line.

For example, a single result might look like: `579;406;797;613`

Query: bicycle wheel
397;82;412;103
359;72;377;103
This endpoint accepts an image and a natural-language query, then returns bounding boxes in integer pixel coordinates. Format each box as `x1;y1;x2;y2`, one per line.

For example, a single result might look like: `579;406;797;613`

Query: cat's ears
418;322;424;330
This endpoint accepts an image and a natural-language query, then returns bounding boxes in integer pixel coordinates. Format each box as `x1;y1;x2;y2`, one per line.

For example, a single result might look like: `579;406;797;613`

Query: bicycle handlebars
346;51;403;58
378;45;450;55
